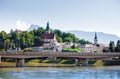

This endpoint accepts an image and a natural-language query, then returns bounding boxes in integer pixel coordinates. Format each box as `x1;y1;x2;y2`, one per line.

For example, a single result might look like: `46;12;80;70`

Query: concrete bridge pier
0;56;1;63
16;58;25;67
81;59;89;66
75;59;80;66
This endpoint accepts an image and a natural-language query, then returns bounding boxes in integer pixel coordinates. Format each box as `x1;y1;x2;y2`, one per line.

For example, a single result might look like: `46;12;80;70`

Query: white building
77;32;109;52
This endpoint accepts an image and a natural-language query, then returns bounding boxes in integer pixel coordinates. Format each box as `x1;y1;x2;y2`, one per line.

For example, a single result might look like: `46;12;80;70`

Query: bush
88;60;96;64
42;60;60;63
59;60;75;64
0;49;4;51
28;59;40;63
23;48;34;52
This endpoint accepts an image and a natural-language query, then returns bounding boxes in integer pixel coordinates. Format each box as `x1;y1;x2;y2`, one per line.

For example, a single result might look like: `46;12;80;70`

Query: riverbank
0;62;75;67
0;60;120;67
0;61;103;67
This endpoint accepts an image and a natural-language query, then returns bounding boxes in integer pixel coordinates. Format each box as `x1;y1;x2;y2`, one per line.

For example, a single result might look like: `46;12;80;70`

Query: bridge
0;51;120;67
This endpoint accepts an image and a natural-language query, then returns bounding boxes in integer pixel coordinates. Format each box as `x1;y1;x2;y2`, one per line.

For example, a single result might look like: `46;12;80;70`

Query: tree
115;40;120;52
4;39;10;51
34;36;43;46
10;32;19;49
36;27;45;36
109;41;115;52
0;31;7;40
78;39;92;44
56;35;62;43
0;31;8;50
54;30;63;37
64;37;73;42
21;31;34;48
20;37;26;49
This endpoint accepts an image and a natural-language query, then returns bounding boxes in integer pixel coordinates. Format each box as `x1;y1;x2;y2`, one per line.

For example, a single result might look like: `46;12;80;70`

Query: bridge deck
0;52;120;59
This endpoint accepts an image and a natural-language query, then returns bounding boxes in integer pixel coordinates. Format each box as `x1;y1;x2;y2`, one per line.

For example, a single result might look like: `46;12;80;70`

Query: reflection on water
0;66;120;79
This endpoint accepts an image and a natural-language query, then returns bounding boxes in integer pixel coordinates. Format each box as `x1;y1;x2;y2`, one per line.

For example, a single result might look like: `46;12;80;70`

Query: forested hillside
0;28;91;51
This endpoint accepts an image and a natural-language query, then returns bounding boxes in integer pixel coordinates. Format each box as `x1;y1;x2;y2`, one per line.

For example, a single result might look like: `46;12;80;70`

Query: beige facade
77;44;108;52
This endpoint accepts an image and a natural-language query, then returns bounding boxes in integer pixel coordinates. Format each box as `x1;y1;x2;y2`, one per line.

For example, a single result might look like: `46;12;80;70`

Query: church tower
45;22;50;33
94;32;98;45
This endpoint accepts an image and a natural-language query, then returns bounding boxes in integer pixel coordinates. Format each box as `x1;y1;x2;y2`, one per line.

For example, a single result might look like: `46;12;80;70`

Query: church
40;22;61;52
32;22;61;52
40;22;57;48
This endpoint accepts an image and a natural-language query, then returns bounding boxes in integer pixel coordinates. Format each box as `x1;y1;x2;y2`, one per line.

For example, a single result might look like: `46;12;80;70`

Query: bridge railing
0;51;120;57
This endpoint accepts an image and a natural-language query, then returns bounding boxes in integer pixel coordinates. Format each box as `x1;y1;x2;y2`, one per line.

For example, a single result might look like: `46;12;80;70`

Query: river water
0;66;120;79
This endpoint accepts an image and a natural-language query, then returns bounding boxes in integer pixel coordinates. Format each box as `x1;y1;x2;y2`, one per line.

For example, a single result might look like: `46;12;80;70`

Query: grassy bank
0;62;16;67
62;48;82;52
0;62;74;67
0;59;105;67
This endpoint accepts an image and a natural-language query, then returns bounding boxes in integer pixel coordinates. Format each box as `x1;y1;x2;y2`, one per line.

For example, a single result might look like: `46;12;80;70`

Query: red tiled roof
41;33;55;39
15;29;22;33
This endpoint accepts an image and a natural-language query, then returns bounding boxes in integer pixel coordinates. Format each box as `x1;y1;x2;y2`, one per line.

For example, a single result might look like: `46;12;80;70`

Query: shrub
23;48;34;52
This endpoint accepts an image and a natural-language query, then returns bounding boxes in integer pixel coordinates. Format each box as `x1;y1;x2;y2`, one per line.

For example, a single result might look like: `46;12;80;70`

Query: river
0;66;120;79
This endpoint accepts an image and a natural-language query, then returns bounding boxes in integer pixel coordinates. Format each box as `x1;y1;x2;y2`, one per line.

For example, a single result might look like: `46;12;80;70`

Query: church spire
46;22;50;33
94;32;98;44
94;32;97;39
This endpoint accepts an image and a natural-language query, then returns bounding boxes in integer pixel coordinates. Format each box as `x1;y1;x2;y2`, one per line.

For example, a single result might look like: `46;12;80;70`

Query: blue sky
0;0;120;37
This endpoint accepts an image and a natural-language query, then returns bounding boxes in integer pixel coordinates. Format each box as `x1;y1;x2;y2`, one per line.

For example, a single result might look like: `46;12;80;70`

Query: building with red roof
40;22;57;49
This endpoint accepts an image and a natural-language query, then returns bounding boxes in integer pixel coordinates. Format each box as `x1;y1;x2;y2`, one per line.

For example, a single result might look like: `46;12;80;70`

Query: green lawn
62;48;82;52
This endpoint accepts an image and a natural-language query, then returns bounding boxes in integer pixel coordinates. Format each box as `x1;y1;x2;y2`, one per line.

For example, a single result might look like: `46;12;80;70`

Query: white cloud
14;20;29;31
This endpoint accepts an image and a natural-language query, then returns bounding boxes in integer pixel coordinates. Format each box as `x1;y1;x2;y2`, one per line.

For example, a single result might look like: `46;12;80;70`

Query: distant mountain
68;30;120;44
27;24;40;31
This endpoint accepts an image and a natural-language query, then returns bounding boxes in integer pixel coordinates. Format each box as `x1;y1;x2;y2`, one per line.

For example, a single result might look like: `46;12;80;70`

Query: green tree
78;39;92;44
0;31;7;50
34;36;43;46
54;30;63;37
115;40;120;52
21;31;34;48
20;37;26;49
64;37;73;42
10;32;19;49
109;41;115;52
4;39;10;51
0;31;7;40
36;27;45;36
56;35;62;43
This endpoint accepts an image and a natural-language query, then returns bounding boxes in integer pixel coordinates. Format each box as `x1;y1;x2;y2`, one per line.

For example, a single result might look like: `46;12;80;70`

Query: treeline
0;27;91;51
103;40;120;52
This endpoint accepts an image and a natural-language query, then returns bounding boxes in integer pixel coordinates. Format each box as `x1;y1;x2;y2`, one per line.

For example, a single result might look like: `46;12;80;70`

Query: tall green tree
109;41;115;52
21;31;34;48
54;30;63;37
115;40;120;52
10;32;19;49
56;35;62;43
64;37;73;42
4;39;10;51
0;31;7;50
34;36;43;46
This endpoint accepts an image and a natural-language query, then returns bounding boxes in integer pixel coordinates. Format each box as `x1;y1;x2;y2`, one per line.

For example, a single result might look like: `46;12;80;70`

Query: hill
27;24;40;31
68;30;120;44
